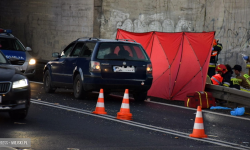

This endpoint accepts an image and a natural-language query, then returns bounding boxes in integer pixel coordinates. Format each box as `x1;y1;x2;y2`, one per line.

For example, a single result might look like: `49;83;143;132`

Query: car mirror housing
25;47;32;51
52;52;60;58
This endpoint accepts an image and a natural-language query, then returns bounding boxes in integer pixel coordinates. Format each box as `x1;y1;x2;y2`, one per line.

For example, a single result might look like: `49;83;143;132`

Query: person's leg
208;67;215;77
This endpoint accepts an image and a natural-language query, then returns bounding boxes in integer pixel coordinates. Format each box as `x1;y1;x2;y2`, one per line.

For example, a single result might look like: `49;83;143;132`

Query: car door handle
61;60;65;64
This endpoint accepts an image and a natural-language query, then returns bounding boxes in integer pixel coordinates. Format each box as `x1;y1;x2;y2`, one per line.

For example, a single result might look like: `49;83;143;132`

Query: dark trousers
208;67;215;78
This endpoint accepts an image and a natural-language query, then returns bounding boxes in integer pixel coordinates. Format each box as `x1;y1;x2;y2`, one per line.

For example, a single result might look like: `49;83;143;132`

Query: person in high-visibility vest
232;65;250;92
211;64;227;85
208;39;223;77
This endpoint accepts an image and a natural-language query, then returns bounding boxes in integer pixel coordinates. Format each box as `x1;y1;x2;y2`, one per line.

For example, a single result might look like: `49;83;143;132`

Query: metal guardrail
205;84;250;106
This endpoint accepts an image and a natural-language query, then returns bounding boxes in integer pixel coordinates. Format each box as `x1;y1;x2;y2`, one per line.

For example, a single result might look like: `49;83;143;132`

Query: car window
134;46;146;59
79;42;96;57
61;42;75;58
97;45;112;59
15;39;26;51
113;46;120;55
114;46;133;57
0;38;25;51
97;42;148;61
123;46;133;57
0;52;7;64
71;42;84;57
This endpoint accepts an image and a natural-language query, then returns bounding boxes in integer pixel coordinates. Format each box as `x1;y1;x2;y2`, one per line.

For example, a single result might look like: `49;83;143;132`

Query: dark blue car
43;38;153;101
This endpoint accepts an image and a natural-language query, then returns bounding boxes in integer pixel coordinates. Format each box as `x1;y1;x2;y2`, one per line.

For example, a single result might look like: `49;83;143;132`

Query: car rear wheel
44;70;56;93
74;74;86;99
133;92;147;102
9;108;28;120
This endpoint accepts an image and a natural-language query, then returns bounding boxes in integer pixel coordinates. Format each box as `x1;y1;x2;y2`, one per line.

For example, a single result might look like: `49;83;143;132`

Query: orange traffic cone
92;89;107;115
117;89;132;120
189;106;207;138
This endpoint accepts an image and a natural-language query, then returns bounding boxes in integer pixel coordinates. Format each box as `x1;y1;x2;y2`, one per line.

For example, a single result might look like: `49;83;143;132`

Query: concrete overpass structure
0;0;250;73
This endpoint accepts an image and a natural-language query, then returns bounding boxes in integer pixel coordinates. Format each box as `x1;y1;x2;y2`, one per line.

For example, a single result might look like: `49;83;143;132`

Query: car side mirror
25;47;32;51
8;57;19;65
52;52;60;58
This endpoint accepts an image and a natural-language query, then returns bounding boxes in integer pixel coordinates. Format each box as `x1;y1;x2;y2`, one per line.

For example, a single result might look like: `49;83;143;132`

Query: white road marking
30;81;250;121
31;99;250;150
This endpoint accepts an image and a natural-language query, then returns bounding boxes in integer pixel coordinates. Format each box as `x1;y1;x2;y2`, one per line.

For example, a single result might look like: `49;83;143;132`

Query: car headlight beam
29;59;36;65
12;79;28;88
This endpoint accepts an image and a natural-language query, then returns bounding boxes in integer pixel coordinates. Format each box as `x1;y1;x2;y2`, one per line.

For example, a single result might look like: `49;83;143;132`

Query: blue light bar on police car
0;29;12;34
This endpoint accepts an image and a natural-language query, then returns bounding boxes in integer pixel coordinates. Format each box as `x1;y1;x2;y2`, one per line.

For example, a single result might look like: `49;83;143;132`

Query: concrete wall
94;0;103;38
100;0;250;73
0;0;94;60
1;0;250;73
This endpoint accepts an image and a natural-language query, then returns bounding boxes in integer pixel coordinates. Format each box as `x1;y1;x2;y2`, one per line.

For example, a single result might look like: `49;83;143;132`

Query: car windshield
0;52;8;64
97;42;149;61
0;37;25;51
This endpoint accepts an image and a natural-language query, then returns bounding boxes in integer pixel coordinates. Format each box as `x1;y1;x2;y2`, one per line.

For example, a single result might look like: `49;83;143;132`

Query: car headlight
12;79;28;88
29;59;36;65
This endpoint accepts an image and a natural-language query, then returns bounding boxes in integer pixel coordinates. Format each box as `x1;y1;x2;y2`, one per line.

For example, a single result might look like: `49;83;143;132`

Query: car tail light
146;64;152;74
90;61;101;72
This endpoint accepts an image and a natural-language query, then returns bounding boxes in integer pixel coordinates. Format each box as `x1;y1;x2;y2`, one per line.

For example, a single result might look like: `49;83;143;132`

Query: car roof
77;38;140;45
0;33;15;39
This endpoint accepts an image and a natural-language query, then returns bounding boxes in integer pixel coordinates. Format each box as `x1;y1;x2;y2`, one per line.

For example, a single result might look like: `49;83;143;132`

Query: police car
0;28;36;79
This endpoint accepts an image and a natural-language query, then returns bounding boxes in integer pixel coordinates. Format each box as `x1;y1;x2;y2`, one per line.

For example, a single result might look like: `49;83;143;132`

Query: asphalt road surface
0;82;249;150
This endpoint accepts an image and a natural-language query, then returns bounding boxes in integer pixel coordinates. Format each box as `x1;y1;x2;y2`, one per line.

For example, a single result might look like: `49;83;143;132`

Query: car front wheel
133;92;147;102
43;70;56;93
74;74;86;99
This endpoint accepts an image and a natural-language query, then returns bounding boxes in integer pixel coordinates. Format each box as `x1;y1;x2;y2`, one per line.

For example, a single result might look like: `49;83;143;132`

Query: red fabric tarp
116;29;215;101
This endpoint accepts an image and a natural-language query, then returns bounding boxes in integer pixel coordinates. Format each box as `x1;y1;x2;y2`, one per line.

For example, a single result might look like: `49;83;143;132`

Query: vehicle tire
43;70;56;93
9;108;28;120
73;74;86;99
133;92;147;102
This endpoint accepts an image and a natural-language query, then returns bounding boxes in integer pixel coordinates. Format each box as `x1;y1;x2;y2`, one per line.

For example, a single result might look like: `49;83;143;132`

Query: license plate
113;66;135;72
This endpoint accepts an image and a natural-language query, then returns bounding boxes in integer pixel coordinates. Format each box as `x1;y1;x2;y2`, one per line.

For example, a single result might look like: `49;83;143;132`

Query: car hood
1;50;26;61
0;65;21;81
